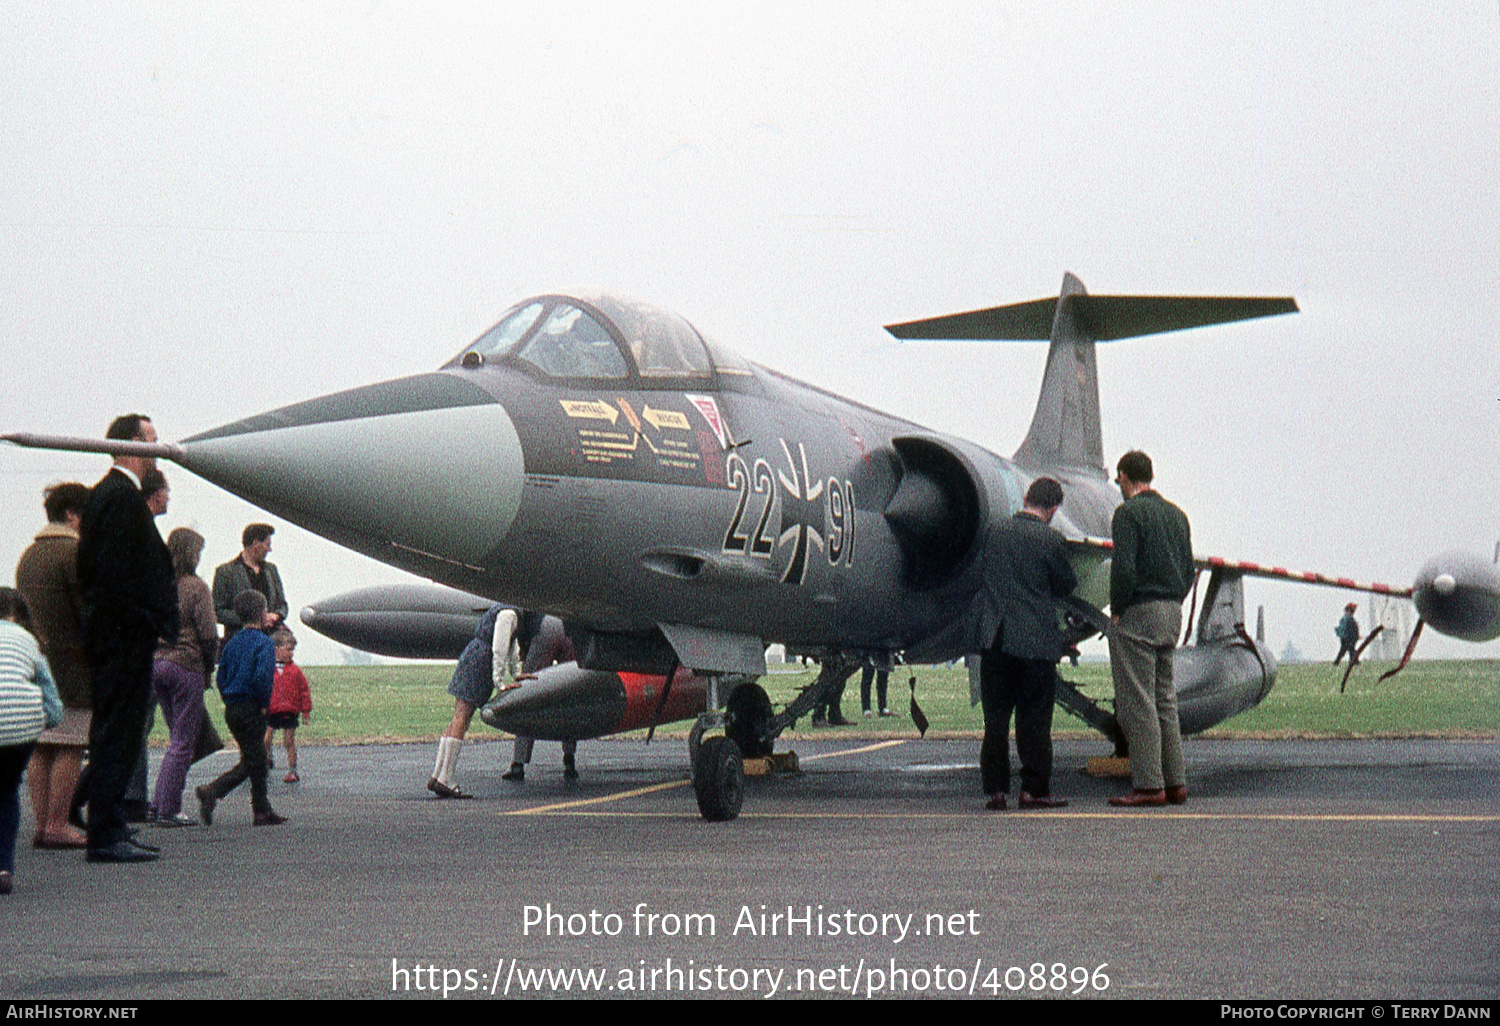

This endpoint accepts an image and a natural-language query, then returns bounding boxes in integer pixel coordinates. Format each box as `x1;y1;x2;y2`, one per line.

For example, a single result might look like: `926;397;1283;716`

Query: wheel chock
1084;756;1131;778
743;752;800;776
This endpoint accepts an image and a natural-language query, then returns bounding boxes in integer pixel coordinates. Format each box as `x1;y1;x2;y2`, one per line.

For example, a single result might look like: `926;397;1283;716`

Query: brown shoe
1165;785;1188;805
1110;788;1167;807
427;777;472;799
253;810;287;826
36;829;89;849
985;794;1008;811
1019;792;1069;809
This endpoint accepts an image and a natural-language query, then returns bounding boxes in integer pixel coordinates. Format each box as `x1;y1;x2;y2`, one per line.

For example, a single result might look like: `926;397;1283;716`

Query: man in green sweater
1107;450;1194;808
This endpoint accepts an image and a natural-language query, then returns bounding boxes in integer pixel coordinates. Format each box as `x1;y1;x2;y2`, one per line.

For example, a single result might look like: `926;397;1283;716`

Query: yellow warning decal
560;399;619;424
642;405;690;431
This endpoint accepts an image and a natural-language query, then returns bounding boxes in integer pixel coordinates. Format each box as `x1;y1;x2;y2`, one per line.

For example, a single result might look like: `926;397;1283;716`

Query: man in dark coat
977;476;1077;810
76;414;179;862
212;523;287;641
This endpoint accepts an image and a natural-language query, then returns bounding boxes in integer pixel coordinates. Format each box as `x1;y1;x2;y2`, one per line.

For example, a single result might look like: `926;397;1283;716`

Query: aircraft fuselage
180;300;1113;669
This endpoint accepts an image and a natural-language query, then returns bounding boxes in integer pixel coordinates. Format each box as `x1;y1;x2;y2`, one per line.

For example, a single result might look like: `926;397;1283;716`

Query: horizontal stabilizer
885;294;1297;341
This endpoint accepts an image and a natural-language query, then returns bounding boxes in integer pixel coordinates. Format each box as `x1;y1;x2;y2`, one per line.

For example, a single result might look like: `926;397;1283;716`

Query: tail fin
885;273;1297;473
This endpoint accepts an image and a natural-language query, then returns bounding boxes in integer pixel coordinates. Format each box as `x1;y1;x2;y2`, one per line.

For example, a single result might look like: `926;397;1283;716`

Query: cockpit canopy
448;293;751;386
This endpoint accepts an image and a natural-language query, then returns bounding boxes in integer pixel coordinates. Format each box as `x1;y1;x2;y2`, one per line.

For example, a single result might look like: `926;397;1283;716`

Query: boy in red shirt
263;628;312;783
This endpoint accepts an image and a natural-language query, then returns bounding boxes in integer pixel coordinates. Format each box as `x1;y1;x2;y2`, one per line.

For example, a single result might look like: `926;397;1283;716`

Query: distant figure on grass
264;628;311;784
1333;602;1360;666
196;591;285;827
859;665;891;718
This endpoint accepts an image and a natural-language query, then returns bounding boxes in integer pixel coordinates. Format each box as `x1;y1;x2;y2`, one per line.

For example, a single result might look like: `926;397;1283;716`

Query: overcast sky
2;3;1496;665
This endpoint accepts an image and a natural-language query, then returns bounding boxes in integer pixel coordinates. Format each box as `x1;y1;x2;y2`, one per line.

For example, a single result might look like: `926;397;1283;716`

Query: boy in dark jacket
196;591;284;826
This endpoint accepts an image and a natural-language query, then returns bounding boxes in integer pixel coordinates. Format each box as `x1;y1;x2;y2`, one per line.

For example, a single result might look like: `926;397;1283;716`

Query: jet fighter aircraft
9;274;1498;819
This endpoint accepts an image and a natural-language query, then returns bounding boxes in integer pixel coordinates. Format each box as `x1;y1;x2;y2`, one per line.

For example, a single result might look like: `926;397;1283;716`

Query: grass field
158;659;1500;746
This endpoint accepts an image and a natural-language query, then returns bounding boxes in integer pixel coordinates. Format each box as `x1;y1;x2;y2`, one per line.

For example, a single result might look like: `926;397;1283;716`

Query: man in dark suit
977;476;1077;810
77;414;179;862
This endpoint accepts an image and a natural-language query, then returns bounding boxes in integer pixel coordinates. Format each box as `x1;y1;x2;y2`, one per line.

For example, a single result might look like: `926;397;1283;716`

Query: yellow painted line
499;736;1498;822
501;778;689;815
501;741;905;815
1037;812;1500;822
798;739;907;762
521;810;1500;822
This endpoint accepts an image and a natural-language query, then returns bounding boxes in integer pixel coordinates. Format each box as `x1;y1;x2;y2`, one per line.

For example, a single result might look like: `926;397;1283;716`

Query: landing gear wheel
693;736;744;821
725;683;774;758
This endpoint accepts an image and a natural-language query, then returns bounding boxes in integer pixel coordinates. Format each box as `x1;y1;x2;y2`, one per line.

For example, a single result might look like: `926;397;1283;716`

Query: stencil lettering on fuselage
558;396;703;476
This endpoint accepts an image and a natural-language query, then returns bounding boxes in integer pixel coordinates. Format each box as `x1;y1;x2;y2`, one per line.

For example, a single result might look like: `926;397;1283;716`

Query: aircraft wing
1069;537;1498;645
1069;536;1412;598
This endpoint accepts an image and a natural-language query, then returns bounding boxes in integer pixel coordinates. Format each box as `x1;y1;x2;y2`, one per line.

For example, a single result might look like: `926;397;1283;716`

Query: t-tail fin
884;273;1297;473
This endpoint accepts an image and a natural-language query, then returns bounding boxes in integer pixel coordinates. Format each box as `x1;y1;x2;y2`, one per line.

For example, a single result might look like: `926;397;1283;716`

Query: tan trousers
1109;600;1186;791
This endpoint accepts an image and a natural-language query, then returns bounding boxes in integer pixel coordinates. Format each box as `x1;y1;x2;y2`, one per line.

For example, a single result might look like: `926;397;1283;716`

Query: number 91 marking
826;478;855;567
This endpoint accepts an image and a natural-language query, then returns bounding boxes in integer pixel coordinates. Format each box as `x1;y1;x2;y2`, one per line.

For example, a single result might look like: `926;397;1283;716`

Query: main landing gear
688;678;736;820
687;664;853;822
692;735;744;821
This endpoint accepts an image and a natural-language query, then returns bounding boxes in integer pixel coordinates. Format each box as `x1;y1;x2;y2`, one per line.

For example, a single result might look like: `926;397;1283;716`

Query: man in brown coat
15;482;92;848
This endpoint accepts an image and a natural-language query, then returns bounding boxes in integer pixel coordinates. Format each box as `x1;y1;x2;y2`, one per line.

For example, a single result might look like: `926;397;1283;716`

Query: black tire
693;736;744;821
725;683;774;758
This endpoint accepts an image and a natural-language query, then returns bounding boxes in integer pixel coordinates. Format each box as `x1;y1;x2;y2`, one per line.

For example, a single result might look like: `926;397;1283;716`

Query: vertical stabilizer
1013;272;1102;472
883;277;1297;475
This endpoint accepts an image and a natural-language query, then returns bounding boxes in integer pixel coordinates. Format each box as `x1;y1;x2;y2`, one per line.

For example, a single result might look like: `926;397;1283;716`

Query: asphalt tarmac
3;735;1497;1002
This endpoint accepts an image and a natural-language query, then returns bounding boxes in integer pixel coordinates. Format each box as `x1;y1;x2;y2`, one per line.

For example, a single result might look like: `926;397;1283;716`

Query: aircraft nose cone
179;375;523;570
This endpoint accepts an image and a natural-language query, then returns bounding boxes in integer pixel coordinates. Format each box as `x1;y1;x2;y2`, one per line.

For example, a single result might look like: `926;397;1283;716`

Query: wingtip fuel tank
1412;551;1500;643
299;583;495;660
